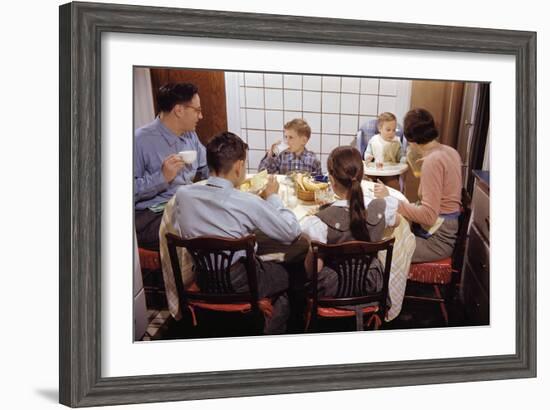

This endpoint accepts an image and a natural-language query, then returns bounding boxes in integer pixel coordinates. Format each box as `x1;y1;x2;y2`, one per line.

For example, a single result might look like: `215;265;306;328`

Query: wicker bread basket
296;185;315;202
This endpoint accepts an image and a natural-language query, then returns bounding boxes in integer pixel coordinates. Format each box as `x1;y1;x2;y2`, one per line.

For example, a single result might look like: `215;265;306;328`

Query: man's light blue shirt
134;118;208;210
173;176;301;262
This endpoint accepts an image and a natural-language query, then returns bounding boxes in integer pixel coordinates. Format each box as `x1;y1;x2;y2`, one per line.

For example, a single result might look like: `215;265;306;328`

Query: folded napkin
148;201;167;214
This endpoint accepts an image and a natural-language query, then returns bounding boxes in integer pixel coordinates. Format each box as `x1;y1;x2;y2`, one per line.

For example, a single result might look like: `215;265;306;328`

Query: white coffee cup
178;150;197;164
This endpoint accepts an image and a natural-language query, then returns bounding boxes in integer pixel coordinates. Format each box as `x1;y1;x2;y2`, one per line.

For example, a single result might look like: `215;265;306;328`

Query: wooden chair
404;189;472;325
306;238;395;331
137;247;167;310
165;233;265;334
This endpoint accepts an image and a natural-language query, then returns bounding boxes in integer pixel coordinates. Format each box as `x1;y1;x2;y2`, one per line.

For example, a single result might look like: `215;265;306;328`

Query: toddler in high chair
364;112;406;166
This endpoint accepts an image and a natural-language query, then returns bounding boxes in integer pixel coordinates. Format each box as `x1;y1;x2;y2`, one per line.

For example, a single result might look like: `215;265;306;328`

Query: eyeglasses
182;104;202;114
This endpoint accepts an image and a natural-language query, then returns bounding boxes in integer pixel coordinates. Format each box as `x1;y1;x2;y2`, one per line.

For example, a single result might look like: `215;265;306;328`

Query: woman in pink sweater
374;108;462;262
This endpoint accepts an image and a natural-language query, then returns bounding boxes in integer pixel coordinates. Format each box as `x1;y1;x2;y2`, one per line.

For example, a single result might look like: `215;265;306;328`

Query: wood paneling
404;80;464;202
410;80;464;146
149;68;228;145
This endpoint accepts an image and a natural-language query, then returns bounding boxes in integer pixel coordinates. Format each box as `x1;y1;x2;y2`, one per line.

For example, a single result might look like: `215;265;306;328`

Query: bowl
296;186;315;202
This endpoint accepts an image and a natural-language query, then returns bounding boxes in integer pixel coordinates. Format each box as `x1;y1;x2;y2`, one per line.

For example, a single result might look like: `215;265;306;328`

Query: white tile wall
321;134;340;153
340;93;360;115
265;110;284;130
322;114;340;134
359;94;379;116
322;76;341;92
264;88;283;110
284;89;302;111
303;76;322;91
340;115;359;135
264;73;283;88
283;74;302;89
245;87;264;109
247;129;266;150
244;73;263;87
284;111;302;124
303;91;322;112
378;96;397;114
308;133;321;152
237;71;410;172
361;78;379;94
246;109;265;129
379;79;398;96
320;154;329;173
322;92;340;113
341;77;361;93
240;108;247;129
239;87;246;107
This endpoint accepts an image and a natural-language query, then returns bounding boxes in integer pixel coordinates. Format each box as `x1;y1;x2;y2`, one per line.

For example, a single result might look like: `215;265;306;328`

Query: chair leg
433;285;449;325
365;314;382;330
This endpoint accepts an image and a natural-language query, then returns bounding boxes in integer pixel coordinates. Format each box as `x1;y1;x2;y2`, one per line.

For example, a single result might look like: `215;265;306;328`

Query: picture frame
59;1;536;407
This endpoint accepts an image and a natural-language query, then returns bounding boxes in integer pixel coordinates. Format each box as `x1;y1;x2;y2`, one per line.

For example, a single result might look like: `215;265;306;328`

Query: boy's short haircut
284;118;311;139
206;131;248;175
377;112;397;124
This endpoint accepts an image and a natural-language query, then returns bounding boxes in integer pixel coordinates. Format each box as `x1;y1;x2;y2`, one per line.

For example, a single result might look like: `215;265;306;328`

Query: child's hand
268;140;281;157
364;154;374;163
373;181;390;198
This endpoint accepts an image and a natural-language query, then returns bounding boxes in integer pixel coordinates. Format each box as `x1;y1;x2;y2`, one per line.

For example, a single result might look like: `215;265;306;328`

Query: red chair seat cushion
138;248;161;271
185;282;272;315
317;305;379;318
189;300;252;313
408;257;452;284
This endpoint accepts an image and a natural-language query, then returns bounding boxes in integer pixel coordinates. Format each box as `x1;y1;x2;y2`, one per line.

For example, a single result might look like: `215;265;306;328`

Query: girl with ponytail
301;146;400;296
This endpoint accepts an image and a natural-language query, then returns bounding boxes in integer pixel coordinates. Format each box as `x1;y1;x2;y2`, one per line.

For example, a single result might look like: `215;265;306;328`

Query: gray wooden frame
59;1;536;407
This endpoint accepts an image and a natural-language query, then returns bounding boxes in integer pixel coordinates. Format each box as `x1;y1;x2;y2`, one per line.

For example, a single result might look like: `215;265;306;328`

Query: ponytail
348;178;370;241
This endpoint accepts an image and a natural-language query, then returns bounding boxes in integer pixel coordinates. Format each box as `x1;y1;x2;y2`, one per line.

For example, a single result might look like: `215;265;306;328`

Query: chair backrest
311;238;395;318
357;118;405;157
165;233;260;311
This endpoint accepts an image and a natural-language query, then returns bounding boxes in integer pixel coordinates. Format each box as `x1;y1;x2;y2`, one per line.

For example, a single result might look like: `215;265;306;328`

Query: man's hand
261;175;279;199
161;154;185;183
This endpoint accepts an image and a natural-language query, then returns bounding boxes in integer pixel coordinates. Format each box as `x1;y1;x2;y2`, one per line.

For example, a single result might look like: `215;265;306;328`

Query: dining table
157;174;415;323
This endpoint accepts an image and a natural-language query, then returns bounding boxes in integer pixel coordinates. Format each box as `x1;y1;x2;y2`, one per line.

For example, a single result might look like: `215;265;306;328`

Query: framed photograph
59;1;536;407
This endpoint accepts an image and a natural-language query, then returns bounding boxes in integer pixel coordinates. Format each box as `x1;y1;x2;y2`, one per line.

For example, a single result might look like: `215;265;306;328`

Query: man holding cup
134;82;208;250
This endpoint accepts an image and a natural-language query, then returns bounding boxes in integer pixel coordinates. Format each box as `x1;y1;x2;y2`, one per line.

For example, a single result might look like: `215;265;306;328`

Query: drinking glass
315;186;334;205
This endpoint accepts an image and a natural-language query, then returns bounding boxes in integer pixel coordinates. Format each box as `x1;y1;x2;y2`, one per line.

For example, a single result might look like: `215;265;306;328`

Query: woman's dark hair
156;83;199;113
404;108;439;144
206;131;248;175
327;146;370;241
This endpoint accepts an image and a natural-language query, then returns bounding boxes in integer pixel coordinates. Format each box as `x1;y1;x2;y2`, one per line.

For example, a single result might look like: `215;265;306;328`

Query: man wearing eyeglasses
134;82;208;251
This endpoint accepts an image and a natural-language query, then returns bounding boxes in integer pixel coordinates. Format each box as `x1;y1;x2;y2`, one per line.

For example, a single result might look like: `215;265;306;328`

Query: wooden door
409;80;464;147
149;68;228;146
403;80;464;202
